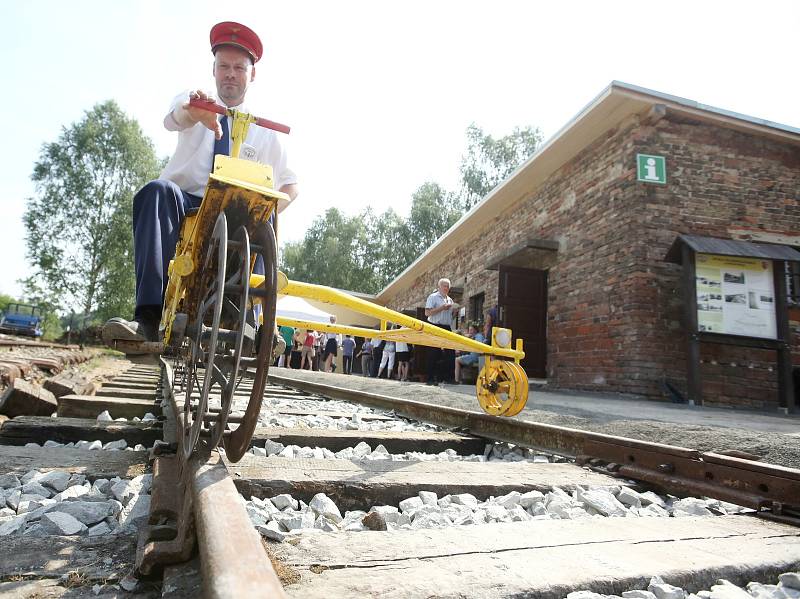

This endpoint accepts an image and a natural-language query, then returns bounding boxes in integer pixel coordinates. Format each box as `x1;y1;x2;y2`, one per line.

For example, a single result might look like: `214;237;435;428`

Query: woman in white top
376;340;396;379
395;340;411;381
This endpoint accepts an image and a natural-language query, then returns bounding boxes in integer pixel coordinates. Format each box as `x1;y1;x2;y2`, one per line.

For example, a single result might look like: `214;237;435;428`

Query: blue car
0;303;44;337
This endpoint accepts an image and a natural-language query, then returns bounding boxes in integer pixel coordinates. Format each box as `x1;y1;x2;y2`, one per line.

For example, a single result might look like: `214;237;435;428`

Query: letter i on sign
644;158;658;180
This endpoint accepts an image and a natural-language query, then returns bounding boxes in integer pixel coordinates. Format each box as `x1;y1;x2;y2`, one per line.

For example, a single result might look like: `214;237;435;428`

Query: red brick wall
387;113;800;408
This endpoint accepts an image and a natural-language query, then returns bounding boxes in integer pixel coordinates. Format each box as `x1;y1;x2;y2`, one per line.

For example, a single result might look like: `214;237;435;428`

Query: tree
407;182;463;251
23;100;161;320
280;208;379;292
365;208;415;290
0;294;14;313
459;123;543;210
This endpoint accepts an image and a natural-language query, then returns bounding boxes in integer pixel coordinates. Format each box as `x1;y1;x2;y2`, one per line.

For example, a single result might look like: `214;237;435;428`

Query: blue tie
212;115;230;170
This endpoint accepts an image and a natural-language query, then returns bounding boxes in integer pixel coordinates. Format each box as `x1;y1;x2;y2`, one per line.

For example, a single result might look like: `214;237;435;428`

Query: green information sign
636;154;666;184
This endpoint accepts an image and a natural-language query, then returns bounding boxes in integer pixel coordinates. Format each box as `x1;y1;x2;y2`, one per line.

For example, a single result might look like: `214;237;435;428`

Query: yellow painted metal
228;109;258;160
173;254;194;277
268;278;524;360
276;271;289;292
476;358;529;416
212;155;277;194
160;110;288;345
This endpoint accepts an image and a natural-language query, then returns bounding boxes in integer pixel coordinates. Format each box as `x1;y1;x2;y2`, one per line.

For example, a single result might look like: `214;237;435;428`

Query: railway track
0;358;798;597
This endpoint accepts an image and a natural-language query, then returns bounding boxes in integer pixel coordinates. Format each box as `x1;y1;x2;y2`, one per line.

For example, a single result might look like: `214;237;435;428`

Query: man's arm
277;183;298;213
164;90;223;139
425;299;451;318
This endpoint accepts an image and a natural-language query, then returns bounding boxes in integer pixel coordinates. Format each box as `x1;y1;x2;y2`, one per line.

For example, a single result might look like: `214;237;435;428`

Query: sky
1;0;798;303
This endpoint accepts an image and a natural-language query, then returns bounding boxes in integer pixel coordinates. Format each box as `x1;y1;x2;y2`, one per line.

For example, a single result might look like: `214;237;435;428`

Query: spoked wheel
206;225;255;448
476;359;529;417
182;213;227;461
223;221;278;462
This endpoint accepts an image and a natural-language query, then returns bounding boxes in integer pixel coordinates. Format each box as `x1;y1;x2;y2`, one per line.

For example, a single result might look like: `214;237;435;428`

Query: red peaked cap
210;21;263;63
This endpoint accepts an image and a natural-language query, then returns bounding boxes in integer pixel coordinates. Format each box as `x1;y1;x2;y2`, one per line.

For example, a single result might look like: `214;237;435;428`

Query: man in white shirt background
424;277;458;385
103;21;298;347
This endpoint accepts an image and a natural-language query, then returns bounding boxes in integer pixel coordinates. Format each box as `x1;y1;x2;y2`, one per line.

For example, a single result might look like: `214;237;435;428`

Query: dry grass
63;569;90;588
261;540;301;586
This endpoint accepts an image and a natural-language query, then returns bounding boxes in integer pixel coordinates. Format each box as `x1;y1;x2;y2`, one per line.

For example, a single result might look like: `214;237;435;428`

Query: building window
469;292;485;324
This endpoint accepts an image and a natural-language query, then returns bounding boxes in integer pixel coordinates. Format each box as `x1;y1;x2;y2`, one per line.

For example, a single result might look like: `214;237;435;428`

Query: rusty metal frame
269;372;800;515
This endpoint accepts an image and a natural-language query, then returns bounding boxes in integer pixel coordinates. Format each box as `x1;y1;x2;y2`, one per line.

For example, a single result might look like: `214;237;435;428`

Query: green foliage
281;208;379;292
407;182;463;251
280;122;540;293
0;294;14;313
459;123;543;210
23;100;161;320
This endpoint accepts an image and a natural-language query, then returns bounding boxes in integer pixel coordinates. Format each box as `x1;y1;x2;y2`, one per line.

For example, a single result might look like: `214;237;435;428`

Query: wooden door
498;266;547;378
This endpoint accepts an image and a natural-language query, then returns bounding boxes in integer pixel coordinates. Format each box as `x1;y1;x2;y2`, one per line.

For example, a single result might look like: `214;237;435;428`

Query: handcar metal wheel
207;225;253;448
182;212;227;461
476;359;529;417
504;361;530;416
223;221;278;462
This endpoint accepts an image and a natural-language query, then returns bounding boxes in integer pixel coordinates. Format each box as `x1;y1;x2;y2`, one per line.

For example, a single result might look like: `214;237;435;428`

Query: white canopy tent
275;295;334;324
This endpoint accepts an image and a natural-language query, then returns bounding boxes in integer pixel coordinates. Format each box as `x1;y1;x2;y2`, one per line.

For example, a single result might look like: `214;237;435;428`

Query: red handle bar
188;97;291;135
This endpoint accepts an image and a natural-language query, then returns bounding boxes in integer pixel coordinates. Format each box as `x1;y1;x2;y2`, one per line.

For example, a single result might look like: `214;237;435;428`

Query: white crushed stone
248;440;562;464
0;469;152;537
246;484;751;542
571;572;800;599
22;439;154;452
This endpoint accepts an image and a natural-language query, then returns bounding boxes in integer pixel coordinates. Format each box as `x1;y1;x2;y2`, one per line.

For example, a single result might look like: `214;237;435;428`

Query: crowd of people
274;277;497;386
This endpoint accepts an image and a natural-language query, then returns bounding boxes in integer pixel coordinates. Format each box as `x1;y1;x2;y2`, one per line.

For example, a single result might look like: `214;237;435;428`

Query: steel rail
156;359;287;598
269;372;800;516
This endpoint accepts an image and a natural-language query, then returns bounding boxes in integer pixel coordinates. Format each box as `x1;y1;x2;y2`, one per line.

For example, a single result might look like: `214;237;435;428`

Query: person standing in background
376;340;396;379
277;325;294;367
342;335;356;374
395;339;411;381
371;337;384;378
358;339;374;377
300;329;315;370
425;278;458;385
322;316;341;373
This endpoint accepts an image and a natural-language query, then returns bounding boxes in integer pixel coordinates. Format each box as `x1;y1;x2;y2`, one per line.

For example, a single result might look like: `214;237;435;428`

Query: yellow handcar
161;100;529;462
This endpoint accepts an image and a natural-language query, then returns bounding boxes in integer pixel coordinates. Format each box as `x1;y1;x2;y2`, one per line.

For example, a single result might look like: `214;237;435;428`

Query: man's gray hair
438;278;451;287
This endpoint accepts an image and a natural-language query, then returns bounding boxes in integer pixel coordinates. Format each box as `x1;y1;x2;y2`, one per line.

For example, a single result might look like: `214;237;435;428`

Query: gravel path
273;368;800;468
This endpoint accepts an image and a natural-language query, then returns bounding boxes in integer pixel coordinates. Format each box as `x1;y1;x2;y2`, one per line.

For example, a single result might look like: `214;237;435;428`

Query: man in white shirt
103;21;298;348
424;278;458;385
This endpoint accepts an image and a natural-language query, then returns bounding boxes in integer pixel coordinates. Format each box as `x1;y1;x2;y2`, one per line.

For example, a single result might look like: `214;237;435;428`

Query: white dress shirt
160;90;297;197
426;290;454;326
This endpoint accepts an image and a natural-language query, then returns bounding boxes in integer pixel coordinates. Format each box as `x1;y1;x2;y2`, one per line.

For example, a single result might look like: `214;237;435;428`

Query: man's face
213;46;255;107
438;282;450;296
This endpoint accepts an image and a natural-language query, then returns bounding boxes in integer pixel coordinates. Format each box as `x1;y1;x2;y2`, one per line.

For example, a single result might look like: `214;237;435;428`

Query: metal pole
682;244;702;405
773;261;795;414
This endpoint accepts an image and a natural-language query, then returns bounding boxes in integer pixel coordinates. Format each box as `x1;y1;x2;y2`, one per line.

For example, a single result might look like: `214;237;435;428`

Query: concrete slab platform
57;395;162;419
100;380;159;390
273;515;800;598
251;427;486;455
0;445;147;479
227;455;623;511
0;415;162;446
92;387;158;400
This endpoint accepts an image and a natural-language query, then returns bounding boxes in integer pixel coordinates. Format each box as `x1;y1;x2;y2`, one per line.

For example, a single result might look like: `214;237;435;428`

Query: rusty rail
269;372;800;516
137;359;286;598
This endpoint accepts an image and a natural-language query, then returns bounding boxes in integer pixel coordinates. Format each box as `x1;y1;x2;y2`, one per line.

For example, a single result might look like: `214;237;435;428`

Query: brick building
375;82;800;410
